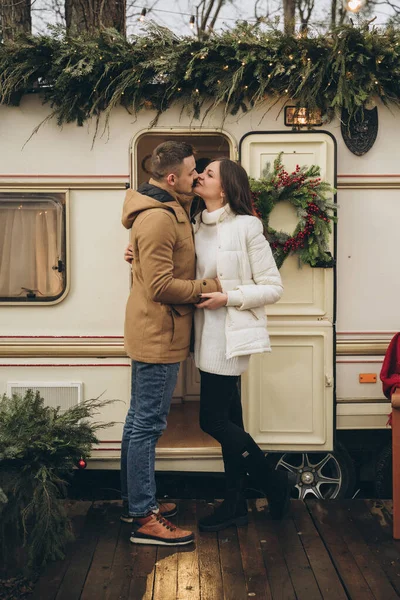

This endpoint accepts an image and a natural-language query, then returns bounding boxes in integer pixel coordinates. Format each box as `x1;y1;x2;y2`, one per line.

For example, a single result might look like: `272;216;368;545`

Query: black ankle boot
198;495;248;532
267;470;297;519
240;435;296;520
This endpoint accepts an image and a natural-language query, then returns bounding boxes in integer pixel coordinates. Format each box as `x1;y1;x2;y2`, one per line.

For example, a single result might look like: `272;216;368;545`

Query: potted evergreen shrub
0;389;114;575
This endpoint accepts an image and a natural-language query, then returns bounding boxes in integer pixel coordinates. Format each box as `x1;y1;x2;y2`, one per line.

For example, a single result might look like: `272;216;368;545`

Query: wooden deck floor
32;498;400;600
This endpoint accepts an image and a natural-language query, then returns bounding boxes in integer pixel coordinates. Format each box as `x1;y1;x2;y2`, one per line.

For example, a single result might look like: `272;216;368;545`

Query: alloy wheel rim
275;452;343;500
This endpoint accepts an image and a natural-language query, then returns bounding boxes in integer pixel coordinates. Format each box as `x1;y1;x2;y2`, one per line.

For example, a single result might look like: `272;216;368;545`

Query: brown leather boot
121;501;177;523
130;512;194;546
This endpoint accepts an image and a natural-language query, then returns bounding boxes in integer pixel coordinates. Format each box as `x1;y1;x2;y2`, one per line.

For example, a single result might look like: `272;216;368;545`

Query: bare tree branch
0;0;31;40
297;0;315;32
283;0;295;34
65;0;126;34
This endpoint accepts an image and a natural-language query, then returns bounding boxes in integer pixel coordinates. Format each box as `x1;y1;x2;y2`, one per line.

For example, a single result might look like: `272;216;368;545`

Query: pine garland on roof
0;22;399;128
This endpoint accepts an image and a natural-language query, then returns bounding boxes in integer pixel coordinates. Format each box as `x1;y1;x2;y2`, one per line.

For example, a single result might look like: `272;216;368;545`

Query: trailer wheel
267;443;356;500
375;443;392;499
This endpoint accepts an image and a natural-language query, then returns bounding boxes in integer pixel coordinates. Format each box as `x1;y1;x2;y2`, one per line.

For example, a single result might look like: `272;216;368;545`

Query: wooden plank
326;500;398;600
237;501;272;600
55;503;104;600
177;500;200;600
80;502;121;600
278;512;322;600
128;545;157;600
291;500;347;600
104;516;136;600
307;500;375;600
251;498;297;600
348;499;400;596
218;522;247;600
196;500;224;600
152;545;178;600
32;501;93;600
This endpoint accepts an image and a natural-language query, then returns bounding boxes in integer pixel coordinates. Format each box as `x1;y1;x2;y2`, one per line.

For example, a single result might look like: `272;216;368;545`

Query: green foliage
250;153;337;268
0;389;114;573
0;22;399;130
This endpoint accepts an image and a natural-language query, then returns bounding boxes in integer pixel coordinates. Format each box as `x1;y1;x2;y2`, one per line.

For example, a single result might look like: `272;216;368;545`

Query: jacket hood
122;179;190;229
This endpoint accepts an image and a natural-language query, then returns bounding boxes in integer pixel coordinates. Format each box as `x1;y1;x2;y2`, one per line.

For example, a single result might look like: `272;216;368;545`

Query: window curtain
0;201;63;298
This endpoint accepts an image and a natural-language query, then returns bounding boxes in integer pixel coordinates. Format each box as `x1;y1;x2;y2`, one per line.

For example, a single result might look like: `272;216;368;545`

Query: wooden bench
391;387;400;538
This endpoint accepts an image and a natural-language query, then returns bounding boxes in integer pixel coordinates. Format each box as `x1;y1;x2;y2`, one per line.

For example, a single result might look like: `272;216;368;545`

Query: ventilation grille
7;382;82;411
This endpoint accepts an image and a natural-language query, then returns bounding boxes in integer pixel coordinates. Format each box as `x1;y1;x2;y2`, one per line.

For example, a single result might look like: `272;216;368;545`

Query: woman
191;158;294;532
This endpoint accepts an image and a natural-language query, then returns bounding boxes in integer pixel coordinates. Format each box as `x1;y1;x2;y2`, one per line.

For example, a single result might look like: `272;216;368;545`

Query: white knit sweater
194;208;249;376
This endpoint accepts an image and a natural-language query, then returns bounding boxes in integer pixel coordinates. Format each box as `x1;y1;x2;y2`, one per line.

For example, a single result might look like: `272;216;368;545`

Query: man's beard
175;186;196;198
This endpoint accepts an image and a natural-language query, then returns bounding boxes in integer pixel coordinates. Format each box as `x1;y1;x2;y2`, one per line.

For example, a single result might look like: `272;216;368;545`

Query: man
120;141;220;546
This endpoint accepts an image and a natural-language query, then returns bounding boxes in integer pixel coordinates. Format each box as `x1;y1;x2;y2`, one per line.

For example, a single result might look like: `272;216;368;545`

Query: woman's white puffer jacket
193;205;283;359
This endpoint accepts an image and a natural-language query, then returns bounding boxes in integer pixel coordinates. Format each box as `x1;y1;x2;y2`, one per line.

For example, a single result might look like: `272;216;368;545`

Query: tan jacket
122;180;220;363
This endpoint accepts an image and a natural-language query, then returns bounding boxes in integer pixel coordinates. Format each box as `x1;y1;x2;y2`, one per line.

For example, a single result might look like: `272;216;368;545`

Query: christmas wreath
250;153;337;269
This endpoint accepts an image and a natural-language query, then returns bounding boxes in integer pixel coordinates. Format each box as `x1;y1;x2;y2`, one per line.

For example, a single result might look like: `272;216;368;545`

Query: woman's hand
124;243;134;264
195;292;228;310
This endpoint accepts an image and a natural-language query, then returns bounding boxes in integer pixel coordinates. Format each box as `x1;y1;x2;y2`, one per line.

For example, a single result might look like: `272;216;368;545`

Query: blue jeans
120;360;180;517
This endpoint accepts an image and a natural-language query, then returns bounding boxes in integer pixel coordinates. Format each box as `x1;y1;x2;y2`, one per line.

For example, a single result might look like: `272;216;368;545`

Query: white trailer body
0;95;397;494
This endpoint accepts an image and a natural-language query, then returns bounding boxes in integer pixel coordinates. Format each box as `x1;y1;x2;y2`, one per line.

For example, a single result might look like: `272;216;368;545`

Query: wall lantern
284;106;323;128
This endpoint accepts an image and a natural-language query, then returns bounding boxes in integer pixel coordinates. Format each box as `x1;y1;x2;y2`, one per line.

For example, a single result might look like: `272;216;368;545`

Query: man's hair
151;141;195;181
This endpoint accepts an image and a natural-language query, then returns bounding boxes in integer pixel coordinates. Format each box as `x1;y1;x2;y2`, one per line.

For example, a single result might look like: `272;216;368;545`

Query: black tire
375;442;392;499
266;442;356;500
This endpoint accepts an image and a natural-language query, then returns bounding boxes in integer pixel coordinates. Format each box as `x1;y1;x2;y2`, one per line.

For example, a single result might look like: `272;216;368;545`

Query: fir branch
0;22;400;128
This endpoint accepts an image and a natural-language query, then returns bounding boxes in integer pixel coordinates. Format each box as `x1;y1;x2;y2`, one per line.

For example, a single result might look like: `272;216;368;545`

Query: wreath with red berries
250;153;337;269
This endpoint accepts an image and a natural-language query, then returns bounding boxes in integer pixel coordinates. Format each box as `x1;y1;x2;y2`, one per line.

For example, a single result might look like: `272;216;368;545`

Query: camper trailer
0;94;397;499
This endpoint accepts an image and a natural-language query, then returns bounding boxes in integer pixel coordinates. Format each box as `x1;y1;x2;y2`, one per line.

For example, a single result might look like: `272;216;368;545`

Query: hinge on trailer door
325;375;333;387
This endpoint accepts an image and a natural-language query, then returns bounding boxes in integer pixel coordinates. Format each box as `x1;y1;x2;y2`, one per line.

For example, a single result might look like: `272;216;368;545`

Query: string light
345;0;364;12
189;15;195;29
140;8;147;22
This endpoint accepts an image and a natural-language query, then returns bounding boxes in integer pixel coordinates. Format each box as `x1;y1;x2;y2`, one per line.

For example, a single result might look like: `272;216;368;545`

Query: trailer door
240;132;336;452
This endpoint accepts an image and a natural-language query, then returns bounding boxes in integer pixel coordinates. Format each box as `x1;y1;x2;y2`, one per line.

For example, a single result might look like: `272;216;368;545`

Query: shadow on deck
31;498;400;600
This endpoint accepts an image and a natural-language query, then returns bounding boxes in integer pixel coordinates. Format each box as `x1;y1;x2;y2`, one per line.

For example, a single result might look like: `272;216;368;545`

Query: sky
32;0;399;36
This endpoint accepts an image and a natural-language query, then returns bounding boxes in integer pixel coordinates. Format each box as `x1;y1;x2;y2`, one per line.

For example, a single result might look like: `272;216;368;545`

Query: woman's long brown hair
191;158;256;221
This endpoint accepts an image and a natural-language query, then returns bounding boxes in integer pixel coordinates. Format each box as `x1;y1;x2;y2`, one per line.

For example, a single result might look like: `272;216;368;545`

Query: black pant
199;370;263;488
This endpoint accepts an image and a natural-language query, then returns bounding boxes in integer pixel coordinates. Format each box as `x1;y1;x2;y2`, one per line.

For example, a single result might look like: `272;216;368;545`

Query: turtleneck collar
201;206;225;225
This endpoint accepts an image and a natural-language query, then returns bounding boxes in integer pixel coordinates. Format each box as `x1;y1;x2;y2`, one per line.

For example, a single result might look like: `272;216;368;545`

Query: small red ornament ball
78;458;87;469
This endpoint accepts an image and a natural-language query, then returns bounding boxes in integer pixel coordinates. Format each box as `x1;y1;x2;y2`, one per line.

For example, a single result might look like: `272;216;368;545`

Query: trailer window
0;192;66;302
